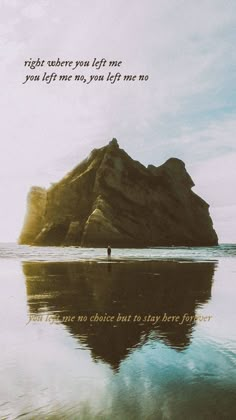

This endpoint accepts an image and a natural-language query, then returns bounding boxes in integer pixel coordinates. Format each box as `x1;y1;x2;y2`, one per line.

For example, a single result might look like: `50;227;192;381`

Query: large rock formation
18;139;218;247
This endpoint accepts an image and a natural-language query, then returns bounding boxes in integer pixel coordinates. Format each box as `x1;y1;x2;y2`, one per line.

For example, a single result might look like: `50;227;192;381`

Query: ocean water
0;243;236;419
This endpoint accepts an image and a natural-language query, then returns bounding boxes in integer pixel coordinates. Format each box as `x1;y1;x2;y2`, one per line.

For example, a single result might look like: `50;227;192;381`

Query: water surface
0;244;236;419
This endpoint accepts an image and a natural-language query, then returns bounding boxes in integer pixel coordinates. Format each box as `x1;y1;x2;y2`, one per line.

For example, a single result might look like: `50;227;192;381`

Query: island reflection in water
23;260;215;369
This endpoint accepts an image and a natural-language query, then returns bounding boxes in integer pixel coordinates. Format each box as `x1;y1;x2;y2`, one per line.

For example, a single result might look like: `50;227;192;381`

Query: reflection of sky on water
0;251;236;419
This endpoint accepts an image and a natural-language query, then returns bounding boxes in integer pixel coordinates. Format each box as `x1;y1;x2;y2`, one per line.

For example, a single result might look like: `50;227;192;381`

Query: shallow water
0;244;236;419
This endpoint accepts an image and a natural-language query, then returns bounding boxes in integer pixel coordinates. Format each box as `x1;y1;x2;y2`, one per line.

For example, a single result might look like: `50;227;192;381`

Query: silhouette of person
107;245;111;258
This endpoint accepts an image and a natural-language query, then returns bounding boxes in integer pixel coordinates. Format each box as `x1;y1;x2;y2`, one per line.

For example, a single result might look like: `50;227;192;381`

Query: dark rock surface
18;139;218;246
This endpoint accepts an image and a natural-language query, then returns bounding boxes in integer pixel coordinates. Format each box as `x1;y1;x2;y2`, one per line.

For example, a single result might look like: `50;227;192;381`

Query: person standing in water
107;245;111;258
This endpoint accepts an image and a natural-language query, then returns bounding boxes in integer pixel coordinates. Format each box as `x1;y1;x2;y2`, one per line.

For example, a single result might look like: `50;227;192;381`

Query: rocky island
18;139;218;247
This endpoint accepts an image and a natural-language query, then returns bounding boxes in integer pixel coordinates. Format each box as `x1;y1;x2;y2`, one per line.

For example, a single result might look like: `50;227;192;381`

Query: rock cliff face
18;139;218;247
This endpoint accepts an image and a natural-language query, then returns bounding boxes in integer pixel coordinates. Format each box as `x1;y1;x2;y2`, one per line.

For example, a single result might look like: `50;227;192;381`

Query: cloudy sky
0;0;236;243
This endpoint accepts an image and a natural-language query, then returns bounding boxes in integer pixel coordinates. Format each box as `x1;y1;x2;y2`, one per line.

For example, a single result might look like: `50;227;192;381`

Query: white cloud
21;3;46;19
211;205;236;244
189;152;236;243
